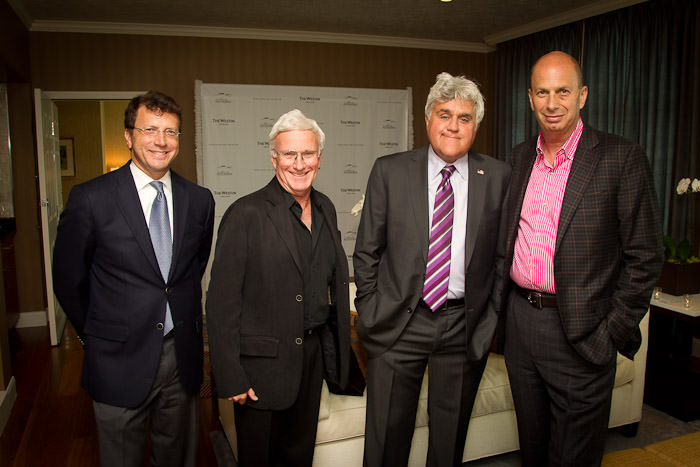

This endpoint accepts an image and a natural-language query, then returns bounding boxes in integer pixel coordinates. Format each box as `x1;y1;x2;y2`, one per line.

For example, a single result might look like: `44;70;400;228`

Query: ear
527;88;535;112
270;154;278;170
124;128;133;150
578;85;589;110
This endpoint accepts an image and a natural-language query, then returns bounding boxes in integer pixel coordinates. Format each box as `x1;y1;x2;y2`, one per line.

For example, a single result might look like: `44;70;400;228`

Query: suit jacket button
165;287;171;295
295;337;303;345
296;294;303;302
156;322;164;330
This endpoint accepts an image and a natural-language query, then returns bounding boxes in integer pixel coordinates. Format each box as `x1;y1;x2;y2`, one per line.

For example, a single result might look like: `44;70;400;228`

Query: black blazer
353;146;511;361
503;125;664;364
206;178;352;411
53;162;215;408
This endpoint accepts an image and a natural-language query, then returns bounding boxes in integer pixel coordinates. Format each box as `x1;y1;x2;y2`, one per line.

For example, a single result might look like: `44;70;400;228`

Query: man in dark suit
503;51;664;466
53;91;215;467
206;109;354;467
353;73;511;467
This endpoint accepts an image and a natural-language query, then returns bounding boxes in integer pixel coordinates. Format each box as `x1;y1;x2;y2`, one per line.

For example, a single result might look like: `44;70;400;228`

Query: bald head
530;51;584;90
527;50;588;146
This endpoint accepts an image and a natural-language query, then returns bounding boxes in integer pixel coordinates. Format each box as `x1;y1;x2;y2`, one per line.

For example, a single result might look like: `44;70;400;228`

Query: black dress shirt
282;186;336;331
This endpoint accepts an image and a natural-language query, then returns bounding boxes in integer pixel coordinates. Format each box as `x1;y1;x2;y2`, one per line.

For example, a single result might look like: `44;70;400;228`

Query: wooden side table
644;292;700;421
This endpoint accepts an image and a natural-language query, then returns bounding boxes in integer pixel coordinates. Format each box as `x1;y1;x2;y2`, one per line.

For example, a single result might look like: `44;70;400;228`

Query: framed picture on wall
59;138;75;176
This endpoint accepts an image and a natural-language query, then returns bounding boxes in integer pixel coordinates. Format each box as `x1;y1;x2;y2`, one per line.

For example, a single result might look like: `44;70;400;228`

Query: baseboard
15;310;48;328
0;377;17;437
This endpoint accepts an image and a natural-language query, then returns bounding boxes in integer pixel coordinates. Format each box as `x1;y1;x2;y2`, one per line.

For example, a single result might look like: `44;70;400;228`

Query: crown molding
7;0;33;30
484;0;648;45
29;20;497;53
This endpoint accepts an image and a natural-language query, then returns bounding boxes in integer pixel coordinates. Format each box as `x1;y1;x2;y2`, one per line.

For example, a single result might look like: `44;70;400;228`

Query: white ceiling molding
484;0;648;45
29;20;497;53
7;0;33;29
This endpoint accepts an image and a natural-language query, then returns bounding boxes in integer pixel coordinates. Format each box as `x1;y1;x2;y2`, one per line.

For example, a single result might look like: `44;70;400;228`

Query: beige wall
102;100;130;172
56;101;105;202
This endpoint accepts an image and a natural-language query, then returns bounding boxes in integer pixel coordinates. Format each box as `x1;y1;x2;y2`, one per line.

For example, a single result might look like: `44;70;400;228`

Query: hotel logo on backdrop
382;119;397;130
216;165;233;176
344;96;359;106
341;119;361;128
212;117;237;126
299;96;321;104
343;163;359;174
259;117;275;129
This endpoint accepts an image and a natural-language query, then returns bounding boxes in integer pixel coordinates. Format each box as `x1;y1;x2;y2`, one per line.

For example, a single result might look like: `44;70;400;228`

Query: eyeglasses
131;127;181;138
273;149;319;162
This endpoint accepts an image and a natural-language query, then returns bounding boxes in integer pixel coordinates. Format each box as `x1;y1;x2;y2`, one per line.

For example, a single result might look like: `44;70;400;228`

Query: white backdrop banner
195;81;413;272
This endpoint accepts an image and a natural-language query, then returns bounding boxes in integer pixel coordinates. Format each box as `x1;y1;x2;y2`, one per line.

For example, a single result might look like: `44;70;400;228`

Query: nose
154;130;167;145
446;115;459;132
545;93;558;110
293;154;306;170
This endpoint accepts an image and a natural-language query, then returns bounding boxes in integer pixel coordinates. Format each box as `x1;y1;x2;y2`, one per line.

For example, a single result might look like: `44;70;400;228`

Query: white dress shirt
130;162;174;236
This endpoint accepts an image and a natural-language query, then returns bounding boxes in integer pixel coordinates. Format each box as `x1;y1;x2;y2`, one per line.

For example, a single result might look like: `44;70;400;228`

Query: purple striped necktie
422;165;456;311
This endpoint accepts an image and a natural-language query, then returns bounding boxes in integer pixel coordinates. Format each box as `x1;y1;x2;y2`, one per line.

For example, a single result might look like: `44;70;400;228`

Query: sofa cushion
614;354;635;387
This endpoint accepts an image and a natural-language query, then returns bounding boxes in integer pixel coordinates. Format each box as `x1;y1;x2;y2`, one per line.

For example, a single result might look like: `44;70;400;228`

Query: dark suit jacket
504;125;664;365
206;178;352;411
53;162;215;408
353;146;511;361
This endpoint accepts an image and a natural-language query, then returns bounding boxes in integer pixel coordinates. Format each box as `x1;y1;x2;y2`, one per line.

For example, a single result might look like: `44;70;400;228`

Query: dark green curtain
493;0;700;252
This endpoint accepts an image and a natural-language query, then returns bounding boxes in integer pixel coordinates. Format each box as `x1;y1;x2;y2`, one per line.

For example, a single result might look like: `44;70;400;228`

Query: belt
515;286;557;309
420;297;465;311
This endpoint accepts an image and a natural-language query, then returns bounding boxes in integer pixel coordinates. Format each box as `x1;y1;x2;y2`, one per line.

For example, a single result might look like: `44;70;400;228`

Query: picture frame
59;138;75;176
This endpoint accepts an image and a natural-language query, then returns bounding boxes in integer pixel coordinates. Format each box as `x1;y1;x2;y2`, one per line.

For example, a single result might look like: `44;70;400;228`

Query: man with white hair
354;73;511;466
207;109;355;466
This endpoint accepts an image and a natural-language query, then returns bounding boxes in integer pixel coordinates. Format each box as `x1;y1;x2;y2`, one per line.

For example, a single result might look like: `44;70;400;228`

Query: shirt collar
129;160;172;192
427;146;468;181
536;117;585;164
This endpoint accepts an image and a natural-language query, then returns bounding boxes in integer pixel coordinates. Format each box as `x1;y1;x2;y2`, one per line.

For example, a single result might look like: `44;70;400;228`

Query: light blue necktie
149;181;174;335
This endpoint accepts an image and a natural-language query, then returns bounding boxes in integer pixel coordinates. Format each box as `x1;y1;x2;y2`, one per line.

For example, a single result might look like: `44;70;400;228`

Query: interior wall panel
30;32;496;183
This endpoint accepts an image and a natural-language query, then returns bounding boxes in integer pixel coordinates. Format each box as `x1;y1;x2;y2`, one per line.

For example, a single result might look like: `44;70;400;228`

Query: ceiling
9;0;646;52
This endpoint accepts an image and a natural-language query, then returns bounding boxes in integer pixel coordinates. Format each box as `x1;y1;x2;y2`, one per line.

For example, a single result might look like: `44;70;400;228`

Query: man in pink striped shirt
503;51;663;466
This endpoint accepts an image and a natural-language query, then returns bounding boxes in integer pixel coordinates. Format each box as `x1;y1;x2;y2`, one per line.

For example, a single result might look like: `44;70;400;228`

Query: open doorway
37;91;142;345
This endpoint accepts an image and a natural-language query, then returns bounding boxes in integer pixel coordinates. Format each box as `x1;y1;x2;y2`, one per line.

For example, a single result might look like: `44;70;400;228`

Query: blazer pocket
83;319;130;343
240;335;279;357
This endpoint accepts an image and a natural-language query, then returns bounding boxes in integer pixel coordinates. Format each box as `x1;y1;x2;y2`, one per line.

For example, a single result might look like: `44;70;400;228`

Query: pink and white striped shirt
510;118;584;293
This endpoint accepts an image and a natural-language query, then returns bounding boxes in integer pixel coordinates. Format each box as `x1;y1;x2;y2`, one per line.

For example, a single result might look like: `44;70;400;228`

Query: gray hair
424;72;485;125
269;109;325;154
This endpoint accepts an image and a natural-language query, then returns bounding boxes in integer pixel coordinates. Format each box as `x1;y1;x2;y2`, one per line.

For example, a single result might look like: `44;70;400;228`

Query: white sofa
218;285;649;466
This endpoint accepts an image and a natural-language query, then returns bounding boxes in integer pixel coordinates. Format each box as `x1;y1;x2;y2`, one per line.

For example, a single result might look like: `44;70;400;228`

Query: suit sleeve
198;191;215;277
352;159;387;320
607;144;663;355
53;184;96;338
205;203;251;397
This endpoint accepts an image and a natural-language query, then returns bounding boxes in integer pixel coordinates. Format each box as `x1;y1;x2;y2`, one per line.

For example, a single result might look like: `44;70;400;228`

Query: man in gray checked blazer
503;51;664;467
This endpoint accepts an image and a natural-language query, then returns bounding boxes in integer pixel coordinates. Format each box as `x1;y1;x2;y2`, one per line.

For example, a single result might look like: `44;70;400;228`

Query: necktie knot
151;180;165;198
440;165;456;188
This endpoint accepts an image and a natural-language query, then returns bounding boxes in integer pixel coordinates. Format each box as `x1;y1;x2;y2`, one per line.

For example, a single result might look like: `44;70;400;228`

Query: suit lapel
465;153;485;267
507;140;538;250
409;147;430;261
555;127;600;254
113;163;162;279
264;179;303;274
170;171;189;281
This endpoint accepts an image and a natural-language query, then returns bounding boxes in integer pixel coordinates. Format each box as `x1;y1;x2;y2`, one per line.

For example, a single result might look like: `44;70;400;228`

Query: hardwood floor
0;324;220;466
